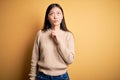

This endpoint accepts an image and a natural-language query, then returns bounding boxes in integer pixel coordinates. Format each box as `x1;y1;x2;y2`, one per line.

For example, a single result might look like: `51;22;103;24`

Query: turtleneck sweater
29;29;75;80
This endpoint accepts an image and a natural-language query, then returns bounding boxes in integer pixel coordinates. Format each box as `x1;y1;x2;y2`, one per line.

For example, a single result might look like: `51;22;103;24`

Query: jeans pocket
60;72;70;80
36;73;46;80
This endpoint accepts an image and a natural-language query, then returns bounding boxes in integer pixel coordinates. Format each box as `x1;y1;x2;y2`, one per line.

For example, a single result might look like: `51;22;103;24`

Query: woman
29;3;75;80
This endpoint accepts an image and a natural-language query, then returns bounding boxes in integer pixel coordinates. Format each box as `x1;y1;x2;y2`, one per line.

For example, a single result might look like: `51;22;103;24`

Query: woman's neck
51;25;60;31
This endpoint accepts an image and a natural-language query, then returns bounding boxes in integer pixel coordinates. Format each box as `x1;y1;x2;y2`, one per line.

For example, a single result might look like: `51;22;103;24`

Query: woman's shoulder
36;29;45;35
36;29;51;36
37;29;45;33
63;31;74;40
35;29;43;38
64;31;73;36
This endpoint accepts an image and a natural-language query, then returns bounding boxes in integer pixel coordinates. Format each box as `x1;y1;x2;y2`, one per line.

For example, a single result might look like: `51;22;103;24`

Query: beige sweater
29;29;75;80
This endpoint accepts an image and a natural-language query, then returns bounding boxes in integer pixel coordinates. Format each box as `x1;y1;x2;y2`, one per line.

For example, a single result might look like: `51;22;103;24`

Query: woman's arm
57;32;75;65
51;30;75;65
29;31;41;80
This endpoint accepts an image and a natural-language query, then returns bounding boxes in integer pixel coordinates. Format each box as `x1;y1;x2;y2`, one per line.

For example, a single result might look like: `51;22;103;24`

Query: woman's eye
49;13;53;15
57;12;61;14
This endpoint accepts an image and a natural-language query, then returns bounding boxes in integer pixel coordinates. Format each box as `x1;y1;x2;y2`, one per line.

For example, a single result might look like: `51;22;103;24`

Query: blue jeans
36;72;70;80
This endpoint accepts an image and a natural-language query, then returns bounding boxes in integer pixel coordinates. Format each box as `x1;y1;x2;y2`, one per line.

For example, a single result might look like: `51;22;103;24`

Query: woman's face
48;7;63;27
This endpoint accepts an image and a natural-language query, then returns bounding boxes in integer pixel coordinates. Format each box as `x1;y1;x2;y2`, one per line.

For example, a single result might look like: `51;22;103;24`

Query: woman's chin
52;23;60;26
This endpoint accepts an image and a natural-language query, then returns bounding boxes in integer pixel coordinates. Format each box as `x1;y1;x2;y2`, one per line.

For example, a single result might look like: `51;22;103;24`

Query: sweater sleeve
29;31;40;80
57;32;75;65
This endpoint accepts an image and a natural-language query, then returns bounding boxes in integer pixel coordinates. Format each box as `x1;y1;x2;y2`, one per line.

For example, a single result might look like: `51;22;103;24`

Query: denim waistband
37;71;68;77
37;71;70;80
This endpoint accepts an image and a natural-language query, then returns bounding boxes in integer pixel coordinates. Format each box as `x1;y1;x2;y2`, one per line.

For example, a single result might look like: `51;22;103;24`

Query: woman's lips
54;20;59;23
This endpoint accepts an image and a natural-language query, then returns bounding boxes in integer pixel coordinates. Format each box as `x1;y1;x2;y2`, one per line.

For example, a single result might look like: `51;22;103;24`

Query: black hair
42;3;69;32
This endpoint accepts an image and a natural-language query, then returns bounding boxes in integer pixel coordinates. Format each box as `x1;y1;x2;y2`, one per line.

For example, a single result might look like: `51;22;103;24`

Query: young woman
29;3;75;80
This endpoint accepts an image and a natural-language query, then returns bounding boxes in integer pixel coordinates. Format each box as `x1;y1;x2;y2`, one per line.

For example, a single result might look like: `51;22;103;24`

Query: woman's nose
54;14;58;19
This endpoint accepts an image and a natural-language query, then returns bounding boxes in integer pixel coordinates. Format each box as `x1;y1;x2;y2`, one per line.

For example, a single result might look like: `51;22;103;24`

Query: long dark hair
42;3;69;32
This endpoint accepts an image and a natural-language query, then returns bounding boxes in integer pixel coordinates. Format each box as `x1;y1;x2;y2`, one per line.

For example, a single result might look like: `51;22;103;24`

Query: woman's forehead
49;7;62;12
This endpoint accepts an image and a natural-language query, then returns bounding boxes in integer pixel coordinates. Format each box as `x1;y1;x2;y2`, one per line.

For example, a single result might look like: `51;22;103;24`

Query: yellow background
0;0;120;80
